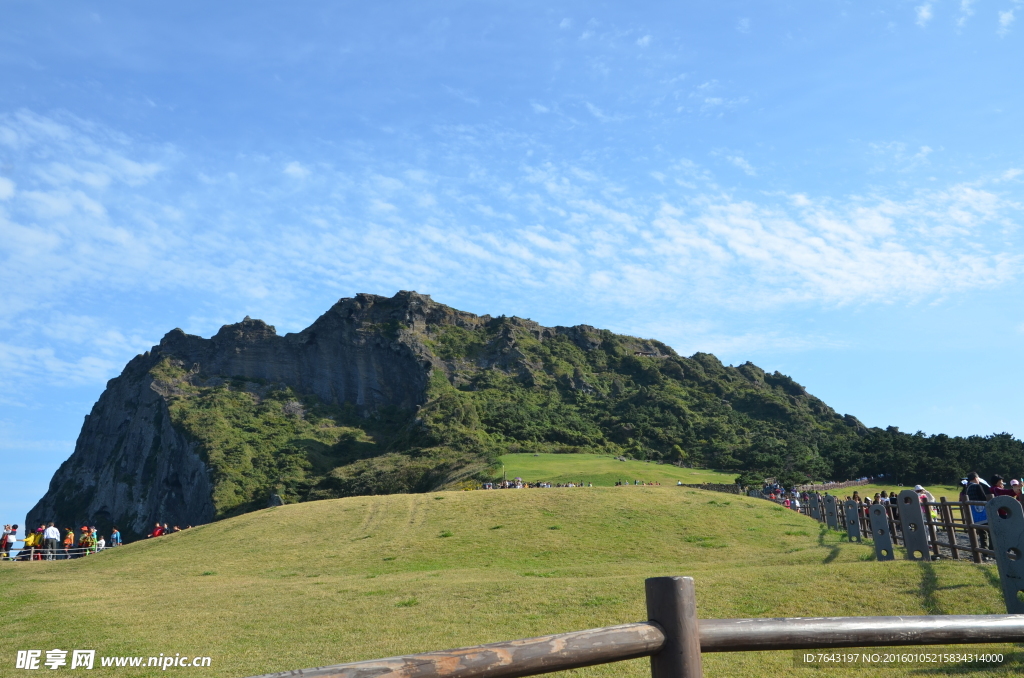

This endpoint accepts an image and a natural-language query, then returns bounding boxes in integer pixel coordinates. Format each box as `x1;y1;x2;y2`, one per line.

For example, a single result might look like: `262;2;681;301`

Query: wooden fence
750;489;1024;614
244;576;1024;678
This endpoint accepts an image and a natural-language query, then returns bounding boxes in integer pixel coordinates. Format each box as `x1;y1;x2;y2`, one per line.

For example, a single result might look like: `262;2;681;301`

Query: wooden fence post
868;503;895;560
645;576;703;678
939;498;960;560
964;501;983;564
897;490;931;562
844;500;861;542
987;496;1024;614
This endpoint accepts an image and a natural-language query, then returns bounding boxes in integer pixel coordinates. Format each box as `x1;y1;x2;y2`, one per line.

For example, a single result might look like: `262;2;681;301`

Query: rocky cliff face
27;292;448;539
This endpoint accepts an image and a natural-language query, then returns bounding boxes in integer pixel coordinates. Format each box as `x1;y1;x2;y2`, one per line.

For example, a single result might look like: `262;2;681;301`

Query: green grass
497;453;738;486
0;488;1018;678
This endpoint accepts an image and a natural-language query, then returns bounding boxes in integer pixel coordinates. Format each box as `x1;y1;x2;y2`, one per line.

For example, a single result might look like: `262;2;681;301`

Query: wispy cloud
958;0;977;27
2;111;1022;393
916;3;934;27
283;161;310;179
0;176;15;200
999;9;1016;36
584;102;624;122
714;151;757;177
869;142;935;173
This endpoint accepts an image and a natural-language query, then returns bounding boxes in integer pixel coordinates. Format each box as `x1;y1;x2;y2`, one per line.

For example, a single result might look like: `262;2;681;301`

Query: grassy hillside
497;453;737;486
2;488;1017;678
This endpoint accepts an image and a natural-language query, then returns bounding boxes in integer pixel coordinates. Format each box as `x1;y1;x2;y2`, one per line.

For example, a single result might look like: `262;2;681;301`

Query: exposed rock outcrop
28;292;444;539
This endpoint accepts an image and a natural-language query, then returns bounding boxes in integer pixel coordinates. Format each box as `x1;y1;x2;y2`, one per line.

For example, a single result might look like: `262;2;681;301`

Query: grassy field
496;453;737;486
2;486;1019;678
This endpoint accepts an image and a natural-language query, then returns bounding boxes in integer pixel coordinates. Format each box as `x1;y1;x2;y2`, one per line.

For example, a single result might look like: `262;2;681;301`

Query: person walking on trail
63;528;75;558
965;472;993;551
42;522;60;560
1;525;11;560
914;485;939;524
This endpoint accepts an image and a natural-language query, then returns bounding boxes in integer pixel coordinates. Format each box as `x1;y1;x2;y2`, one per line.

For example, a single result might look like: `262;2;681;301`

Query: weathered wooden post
868;503;895;561
823;494;839;530
645;576;703;678
844;500;861;542
987;496;1024;614
897;489;931;562
939;498;960;560
964;499;983;564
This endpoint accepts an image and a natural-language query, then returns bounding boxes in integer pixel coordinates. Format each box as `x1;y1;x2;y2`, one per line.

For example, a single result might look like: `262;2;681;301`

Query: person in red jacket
149;522;164;538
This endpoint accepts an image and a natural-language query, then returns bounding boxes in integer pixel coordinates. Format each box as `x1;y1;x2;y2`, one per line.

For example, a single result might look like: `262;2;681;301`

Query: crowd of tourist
1;520;192;561
479;478;671;489
481;480;593;489
1;523;121;561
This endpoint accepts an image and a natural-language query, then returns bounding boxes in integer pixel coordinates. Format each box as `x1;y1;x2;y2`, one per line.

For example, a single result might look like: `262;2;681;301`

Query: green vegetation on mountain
2;488;1017;678
147;295;1024;518
152;360;479;519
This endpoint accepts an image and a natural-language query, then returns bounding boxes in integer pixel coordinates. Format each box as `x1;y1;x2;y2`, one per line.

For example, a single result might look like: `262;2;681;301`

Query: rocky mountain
35;290;1019;541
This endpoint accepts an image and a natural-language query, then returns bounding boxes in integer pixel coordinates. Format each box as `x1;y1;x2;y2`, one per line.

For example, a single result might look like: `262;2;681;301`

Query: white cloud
636;35;651;47
999;9;1016;36
958;0;977;26
0;177;14;200
869;141;936;173
726;155;757;176
531;102;550;114
559;18;571;29
916;3;934;26
284;161;310;179
584;102;624;122
737;18;751;34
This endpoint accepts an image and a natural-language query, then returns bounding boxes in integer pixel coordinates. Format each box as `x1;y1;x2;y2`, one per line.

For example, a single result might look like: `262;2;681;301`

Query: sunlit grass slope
1;488;1018;678
496;453;737;486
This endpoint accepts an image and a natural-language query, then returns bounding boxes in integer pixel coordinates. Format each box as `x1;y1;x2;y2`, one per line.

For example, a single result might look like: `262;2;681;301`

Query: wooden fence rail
244;577;1024;678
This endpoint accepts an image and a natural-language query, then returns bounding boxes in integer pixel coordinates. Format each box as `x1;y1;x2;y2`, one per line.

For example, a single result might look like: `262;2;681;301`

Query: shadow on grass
919;562;944;615
980;563;1002;591
818;525;841;564
912;562;976;615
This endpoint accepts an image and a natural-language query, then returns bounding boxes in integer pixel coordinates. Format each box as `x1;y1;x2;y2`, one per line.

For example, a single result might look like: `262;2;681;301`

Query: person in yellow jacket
15;528;41;561
77;526;94;556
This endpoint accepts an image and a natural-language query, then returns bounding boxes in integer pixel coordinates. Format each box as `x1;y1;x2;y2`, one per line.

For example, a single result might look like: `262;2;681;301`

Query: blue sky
2;0;1024;523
